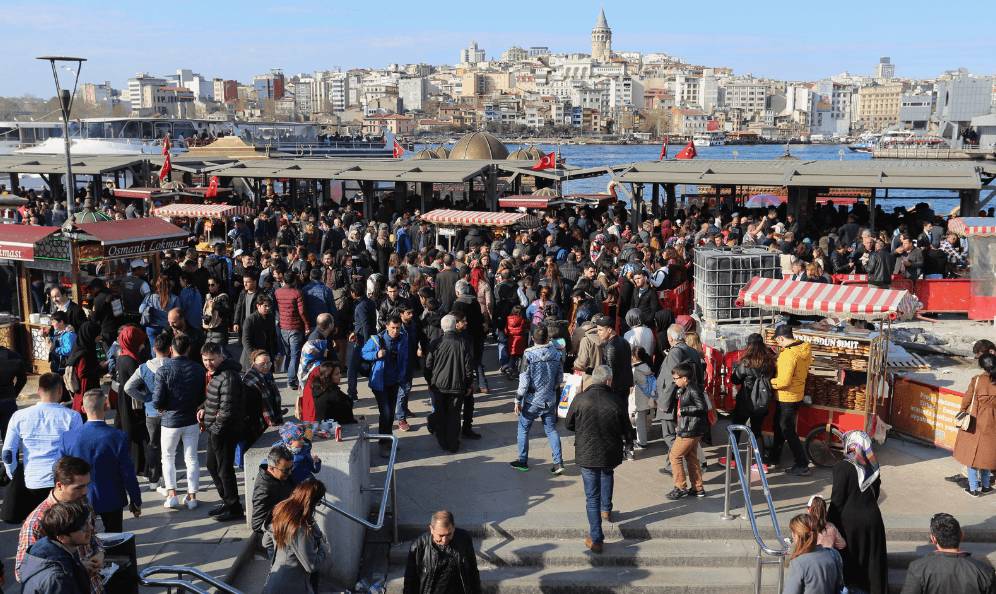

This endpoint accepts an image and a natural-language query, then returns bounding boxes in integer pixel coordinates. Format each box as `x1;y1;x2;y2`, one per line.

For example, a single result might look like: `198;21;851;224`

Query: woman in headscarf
828;430;887;594
65;321;105;415
115;324;149;474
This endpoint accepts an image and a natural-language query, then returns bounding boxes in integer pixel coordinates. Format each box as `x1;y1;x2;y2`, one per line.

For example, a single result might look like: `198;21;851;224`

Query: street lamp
36;55;86;221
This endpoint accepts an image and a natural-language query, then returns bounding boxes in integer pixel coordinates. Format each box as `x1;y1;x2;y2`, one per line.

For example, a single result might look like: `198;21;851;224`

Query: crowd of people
0;183;994;593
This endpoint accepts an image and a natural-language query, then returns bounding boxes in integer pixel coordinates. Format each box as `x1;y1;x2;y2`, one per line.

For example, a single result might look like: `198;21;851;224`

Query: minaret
591;8;612;62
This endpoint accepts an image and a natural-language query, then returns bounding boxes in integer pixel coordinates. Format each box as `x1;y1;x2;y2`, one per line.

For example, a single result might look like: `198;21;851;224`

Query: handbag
954;377;977;431
557;373;583;418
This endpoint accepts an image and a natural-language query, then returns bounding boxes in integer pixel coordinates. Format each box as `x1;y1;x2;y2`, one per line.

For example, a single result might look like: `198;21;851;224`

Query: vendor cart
737;276;921;467
419;209;542;252
151;203;254;250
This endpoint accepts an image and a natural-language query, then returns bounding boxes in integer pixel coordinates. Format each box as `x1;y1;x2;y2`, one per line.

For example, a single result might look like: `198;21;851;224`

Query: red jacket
274;286;310;333
506;314;529;357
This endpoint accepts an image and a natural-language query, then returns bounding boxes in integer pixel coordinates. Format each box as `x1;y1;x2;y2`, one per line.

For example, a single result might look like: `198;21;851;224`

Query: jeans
771;401;807;468
145;417;162;484
206;431;241;510
161;424;200;494
347;343;363;399
579;467;614;544
496;329;509;368
373;385;399;439
476;363;490;390
395;377;412;421
516;403;562;465
280;329;305;388
968;467;992;491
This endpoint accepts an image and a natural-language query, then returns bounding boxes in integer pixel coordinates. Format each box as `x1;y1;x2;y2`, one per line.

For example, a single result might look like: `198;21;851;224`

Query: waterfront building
252;69;285;102
213;79;238;104
856;82;904;131
671;107;710;136
591;9;612;62
80;82;120;112
721;77;770;119
362;114;415;136
899;93;933;130
127;73;167;113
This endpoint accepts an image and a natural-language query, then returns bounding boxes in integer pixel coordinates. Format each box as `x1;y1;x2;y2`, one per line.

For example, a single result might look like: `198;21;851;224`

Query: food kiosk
737;276;921;466
419;209;542;252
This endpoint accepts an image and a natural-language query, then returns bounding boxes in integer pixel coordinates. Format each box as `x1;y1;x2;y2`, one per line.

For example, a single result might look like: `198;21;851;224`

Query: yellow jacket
771;341;812;403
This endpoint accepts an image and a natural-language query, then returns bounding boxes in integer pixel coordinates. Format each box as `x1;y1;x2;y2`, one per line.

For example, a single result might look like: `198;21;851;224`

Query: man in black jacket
199;342;245;522
435;255;460;314
250;446;295;558
594;315;633;402
655;324;705;473
900;512;995;594
424;315;475;453
240;296;278;370
625;269;659;326
451;282;487;400
48;286;88;333
403;510;481;594
86;278;122;346
565;365;633;553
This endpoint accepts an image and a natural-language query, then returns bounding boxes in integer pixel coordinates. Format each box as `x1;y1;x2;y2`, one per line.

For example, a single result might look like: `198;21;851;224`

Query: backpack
640;373;657;398
358;335;382;378
63;363;81;394
750;376;773;411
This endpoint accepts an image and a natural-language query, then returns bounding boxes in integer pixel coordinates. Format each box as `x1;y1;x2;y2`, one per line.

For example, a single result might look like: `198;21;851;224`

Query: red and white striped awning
420;209;541;228
498;196;552;209
152;203;254;219
738;276;920;321
948;217;996;238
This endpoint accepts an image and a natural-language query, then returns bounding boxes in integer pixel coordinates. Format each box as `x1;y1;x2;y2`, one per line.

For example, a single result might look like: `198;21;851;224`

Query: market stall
152;203;254;249
737;276;921;467
948;216;996;320
420;209;542;251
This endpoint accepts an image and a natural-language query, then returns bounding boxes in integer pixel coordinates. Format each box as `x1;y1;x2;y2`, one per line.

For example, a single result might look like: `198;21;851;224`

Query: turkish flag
205;176;219;198
393;139;405;158
159;152;172;181
531;151;556;171
658;136;669;161
161;134;171;156
675;140;697;160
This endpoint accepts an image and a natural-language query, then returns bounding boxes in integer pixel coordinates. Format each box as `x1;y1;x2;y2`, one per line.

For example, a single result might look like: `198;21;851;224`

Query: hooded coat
18;537;90;594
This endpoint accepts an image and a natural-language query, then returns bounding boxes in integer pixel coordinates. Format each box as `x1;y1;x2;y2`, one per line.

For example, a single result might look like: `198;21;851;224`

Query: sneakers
982;486;993;494
786;465;812;477
509;460;529;472
155;485;169;496
183;495;198;510
965;488;980;498
208;505;227;517
163;495;181;510
398;419;412;432
694;488;707;498
666;488;688;500
600;511;613;522
551;463;565;476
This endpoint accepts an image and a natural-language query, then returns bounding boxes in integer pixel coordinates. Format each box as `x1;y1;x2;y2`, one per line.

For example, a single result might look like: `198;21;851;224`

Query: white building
591;9;612;62
460;41;486;65
875;57;895;80
175;69;213;101
722;77;769;117
899;94;932;130
398;77;428;112
127;73;167;112
934;74;994;122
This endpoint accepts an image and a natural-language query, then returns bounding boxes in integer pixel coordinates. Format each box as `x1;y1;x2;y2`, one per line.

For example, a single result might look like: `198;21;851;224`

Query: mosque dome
449;131;509;160
532;186;558;197
413;149;439;160
432;146;451;159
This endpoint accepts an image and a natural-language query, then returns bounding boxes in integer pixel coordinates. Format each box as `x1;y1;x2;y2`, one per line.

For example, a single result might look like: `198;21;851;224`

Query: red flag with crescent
530;151;556;171
675;140;697;160
393;139;405;158
205;176;219;198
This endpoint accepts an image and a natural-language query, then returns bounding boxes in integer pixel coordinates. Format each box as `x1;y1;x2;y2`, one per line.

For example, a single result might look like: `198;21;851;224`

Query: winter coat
731;360;775;415
655;342;703;421
516;343;564;410
203;358;244;436
241;312;278;370
451;296;485;362
631;362;655;412
565;383;634;468
425;331;475;395
352;297;377;343
202;292;232;344
140;292;179;330
668;384;710;438
900;550;995;594
506;314;529;357
251;463;296;533
18;537;90;594
601;335;633;394
403;528;481;594
152;356;207;429
771;340;813;403
362;330;409;392
953;373;996;471
274;286;310;333
573;324;603;373
261;523;330;594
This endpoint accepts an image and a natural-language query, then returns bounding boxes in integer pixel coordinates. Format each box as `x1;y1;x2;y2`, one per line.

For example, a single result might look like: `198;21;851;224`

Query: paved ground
2;341;995;593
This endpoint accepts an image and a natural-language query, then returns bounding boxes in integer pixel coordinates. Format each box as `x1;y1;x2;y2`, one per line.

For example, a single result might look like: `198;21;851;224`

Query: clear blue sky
2;0;993;97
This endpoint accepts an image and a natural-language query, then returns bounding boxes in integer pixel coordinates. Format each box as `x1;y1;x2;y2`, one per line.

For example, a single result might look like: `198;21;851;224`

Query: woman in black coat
729;333;776;461
828;430;887;594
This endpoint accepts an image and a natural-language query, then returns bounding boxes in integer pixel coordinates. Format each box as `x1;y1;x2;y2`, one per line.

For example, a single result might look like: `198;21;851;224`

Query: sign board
890;377;965;450
0;244;33;261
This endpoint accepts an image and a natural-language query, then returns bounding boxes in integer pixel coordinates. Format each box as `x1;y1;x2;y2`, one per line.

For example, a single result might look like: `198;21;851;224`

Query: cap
234;249;244;257
593;314;613;328
773;324;794;339
130;259;147;269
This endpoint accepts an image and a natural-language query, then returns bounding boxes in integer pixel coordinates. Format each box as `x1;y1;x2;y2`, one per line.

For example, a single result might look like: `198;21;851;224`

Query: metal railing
138;565;242;594
320;432;399;543
721;424;789;594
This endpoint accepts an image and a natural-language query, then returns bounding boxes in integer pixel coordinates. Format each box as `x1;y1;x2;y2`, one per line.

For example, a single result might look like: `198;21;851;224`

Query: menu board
890;377;966;450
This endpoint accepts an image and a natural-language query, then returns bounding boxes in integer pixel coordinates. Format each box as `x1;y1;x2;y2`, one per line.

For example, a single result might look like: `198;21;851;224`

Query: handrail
722;424;788;594
138;565;242;594
320;432;398;543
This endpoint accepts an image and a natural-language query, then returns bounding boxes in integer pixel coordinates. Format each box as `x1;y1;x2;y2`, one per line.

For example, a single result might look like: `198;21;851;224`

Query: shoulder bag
954;376;977;431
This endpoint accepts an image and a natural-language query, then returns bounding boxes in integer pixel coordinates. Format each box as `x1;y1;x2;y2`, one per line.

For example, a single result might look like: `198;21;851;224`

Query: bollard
720;441;736;520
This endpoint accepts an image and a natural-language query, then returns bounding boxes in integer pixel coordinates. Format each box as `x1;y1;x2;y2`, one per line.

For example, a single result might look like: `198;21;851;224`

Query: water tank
693;247;781;323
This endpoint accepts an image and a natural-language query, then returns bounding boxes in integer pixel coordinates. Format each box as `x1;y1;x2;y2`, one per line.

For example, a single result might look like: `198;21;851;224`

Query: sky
2;0;994;97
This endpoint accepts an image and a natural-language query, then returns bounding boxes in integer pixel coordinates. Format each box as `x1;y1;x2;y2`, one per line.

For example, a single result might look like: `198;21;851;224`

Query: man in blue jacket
347;281;377;401
362;314;408;457
511;326;565;475
61;389;142;533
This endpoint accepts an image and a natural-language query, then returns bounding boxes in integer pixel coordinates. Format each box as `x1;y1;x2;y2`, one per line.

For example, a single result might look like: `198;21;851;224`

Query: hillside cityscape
2;8;995;145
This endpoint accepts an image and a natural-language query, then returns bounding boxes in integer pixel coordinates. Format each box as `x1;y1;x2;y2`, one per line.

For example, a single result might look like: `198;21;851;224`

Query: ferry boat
693;132;726;147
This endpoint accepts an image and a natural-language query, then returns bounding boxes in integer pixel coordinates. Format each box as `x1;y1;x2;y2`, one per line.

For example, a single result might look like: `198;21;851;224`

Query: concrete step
886;540;996;569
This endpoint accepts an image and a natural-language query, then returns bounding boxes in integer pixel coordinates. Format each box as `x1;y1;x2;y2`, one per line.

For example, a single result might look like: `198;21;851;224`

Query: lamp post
36;55;86;221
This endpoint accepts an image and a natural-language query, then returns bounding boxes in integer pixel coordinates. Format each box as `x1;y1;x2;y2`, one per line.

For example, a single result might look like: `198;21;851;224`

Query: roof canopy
420;209;541;228
615;159;984;190
74;218;189;260
152;203;253;219
209;158;494;184
948;217;996;238
738;277;920;321
0;155;145;175
0;225;61;261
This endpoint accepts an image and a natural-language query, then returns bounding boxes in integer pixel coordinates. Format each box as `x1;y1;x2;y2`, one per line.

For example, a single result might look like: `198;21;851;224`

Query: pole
39;56;85;221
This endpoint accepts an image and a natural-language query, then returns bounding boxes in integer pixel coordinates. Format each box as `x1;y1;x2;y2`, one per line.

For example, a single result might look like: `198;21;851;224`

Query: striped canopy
498;196;553;209
738;276;921;321
420;209;541;229
948;217;996;238
152;203;254;219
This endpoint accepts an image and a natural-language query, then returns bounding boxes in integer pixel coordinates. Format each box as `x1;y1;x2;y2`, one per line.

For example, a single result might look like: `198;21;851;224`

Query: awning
948;217;996;238
112;187;181;200
0;225;60;261
420;209;542;228
499;196;554;209
74;218;190;260
737;276;920;321
152;203;254;219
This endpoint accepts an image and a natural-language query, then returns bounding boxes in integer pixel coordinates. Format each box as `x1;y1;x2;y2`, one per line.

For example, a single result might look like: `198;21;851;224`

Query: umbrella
745;193;784;208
